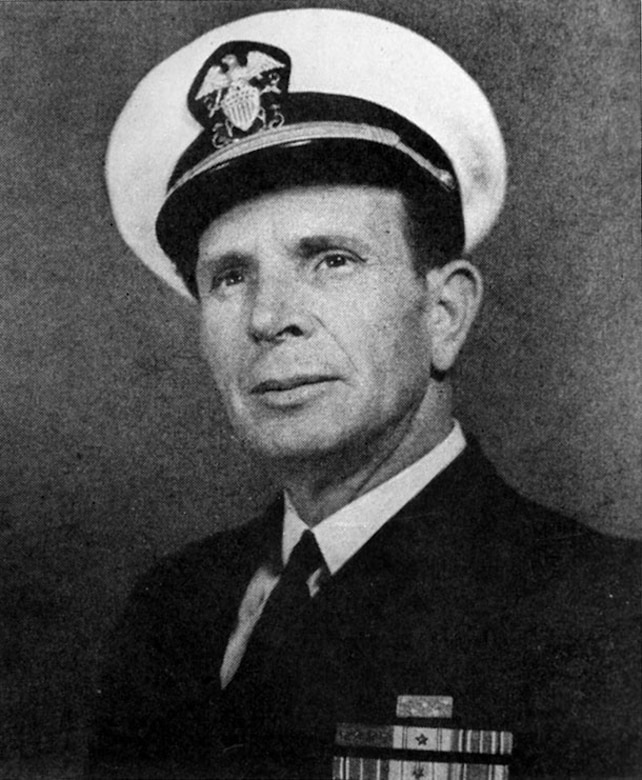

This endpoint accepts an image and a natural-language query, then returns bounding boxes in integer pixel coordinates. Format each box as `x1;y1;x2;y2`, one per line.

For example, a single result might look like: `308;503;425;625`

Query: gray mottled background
0;0;640;776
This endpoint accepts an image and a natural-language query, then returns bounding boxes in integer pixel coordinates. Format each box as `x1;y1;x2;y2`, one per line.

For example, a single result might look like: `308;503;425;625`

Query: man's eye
211;268;246;292
318;252;359;272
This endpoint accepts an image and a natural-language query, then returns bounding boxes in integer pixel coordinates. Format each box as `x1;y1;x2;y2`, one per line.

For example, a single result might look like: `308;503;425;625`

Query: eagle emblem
188;42;291;148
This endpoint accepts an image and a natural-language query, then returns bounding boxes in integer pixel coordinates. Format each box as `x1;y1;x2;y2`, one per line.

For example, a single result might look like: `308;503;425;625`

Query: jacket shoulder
129;498;281;602
434;438;641;613
488;472;640;602
87;501;282;776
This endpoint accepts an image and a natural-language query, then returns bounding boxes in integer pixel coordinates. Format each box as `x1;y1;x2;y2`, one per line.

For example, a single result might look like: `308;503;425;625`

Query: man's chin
237;420;358;465
229;394;352;460
245;434;344;464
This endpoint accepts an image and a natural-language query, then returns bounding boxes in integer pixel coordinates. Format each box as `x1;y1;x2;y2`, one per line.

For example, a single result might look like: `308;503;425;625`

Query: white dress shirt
220;421;466;688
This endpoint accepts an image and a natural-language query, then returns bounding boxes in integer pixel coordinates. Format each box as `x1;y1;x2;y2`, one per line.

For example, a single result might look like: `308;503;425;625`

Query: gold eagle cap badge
188;41;291;148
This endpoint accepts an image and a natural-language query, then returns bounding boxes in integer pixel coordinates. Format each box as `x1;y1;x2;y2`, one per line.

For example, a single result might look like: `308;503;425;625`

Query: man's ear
424;259;483;373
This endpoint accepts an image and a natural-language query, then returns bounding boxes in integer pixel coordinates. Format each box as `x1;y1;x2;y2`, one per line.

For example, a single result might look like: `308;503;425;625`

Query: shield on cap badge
222;79;262;132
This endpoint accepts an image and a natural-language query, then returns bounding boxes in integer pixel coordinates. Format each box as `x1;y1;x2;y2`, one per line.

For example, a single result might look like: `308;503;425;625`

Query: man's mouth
251;375;337;394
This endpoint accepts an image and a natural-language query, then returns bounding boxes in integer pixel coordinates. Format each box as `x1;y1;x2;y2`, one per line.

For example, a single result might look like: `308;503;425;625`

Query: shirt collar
282;420;466;575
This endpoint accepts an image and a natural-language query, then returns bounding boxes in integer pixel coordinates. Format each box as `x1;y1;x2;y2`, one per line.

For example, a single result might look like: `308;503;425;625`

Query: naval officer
88;8;641;779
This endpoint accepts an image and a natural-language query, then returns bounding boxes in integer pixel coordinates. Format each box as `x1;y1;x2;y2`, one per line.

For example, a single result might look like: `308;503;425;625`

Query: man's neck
274;386;453;527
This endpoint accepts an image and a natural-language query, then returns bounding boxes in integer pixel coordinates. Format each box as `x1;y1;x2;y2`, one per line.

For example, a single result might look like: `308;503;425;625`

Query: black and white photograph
1;2;640;778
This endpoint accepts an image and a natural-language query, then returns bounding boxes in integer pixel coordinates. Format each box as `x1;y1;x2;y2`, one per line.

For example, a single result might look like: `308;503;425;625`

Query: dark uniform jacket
87;440;641;779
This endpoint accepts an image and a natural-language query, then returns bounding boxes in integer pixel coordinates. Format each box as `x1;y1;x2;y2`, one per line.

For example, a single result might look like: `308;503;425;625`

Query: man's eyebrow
198;251;251;269
296;235;371;257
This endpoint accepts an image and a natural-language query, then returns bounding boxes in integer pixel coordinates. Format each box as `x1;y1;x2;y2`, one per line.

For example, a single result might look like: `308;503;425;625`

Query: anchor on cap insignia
188;41;291;148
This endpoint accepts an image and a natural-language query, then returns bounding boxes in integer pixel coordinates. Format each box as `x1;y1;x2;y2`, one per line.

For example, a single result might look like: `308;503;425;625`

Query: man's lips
250;375;338;394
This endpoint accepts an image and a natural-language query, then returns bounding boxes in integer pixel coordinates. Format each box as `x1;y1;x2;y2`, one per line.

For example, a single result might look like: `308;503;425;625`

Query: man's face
196;185;435;462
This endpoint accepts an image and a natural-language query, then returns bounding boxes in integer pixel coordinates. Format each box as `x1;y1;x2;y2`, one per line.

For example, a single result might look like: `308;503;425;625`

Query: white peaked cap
107;8;507;298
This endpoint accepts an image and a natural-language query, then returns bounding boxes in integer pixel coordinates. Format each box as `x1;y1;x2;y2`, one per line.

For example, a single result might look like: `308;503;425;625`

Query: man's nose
248;272;313;344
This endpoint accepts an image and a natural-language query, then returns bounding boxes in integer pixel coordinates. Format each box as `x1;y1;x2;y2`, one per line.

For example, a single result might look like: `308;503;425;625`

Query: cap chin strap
166;121;457;200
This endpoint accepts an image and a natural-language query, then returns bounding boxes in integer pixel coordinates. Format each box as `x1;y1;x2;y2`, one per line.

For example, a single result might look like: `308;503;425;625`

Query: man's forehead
197;184;407;252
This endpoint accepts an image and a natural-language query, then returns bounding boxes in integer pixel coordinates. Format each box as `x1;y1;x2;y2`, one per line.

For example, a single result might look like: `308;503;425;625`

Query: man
89;8;641;779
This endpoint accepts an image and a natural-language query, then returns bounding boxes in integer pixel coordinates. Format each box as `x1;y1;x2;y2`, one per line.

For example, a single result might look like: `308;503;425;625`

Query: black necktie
221;530;326;751
236;529;325;677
